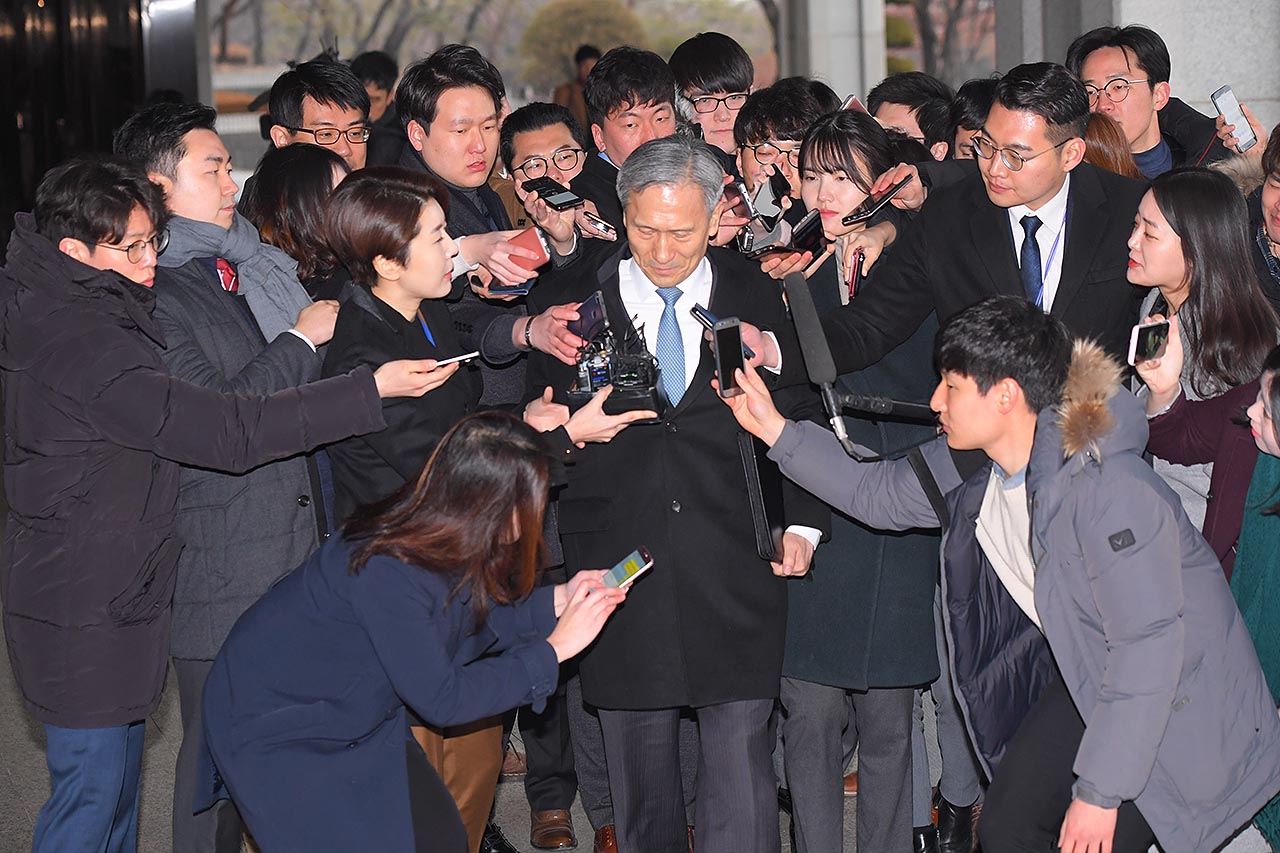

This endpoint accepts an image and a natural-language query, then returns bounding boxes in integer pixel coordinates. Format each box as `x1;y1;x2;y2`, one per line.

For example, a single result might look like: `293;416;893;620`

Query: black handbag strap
907;446;950;530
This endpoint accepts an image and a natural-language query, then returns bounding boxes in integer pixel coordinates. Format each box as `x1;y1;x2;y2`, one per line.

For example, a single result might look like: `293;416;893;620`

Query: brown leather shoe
843;770;859;797
531;809;577;849
501;744;527;779
592;825;617;853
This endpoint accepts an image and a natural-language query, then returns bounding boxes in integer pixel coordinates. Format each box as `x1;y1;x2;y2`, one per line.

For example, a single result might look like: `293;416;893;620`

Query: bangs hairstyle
734;77;838;147
935;296;1072;413
345;412;552;626
396;44;505;132
35;156;168;246
799;110;896;195
239;144;349;281
1149;168;1279;396
324;166;449;287
994;63;1089;144
269;59;371;129
668;32;754;97
583;46;676;128
113;102;217;179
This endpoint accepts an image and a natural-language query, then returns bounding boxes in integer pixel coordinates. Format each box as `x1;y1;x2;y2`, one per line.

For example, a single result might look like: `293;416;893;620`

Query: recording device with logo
520;176;586;210
567;292;662;416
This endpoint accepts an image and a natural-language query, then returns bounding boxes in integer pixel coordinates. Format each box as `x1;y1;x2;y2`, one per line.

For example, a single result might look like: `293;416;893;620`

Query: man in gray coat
721;296;1280;853
114;102;394;852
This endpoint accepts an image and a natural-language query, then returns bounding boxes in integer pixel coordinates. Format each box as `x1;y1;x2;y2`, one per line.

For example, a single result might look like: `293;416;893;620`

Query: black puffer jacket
0;214;386;728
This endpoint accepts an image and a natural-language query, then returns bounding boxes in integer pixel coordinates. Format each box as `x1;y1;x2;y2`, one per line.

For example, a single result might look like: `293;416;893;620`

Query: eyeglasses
1084;78;1149;106
513;148;585;179
96;231;169;264
285;126;371;145
971;135;1068;171
743;141;801;168
690;93;749;114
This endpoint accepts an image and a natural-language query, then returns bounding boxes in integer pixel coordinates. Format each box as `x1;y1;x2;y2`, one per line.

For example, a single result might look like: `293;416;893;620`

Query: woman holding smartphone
198;412;627;853
1127;168;1277;539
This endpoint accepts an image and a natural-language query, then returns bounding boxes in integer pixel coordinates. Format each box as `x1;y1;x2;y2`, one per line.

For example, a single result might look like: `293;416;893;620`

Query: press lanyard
1038;208;1069;285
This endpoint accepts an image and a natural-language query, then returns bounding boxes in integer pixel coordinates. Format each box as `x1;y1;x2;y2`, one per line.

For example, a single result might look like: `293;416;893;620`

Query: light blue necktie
654;286;685;406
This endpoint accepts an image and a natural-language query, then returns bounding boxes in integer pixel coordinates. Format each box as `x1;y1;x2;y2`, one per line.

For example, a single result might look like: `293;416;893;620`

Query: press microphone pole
782;273;863;458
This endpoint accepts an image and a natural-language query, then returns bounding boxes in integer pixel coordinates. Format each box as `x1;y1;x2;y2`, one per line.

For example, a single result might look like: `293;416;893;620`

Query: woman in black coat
199;413;626;852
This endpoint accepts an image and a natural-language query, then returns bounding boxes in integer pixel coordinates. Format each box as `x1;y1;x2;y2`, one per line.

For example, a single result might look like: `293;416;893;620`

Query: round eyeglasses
1084;78;1149;107
690;93;749;114
742;141;801;168
513;148;586;180
971;135;1068;171
95;231;169;264
286;126;371;145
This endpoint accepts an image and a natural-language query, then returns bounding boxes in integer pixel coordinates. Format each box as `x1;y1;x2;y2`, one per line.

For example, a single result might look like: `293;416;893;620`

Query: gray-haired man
522;136;829;852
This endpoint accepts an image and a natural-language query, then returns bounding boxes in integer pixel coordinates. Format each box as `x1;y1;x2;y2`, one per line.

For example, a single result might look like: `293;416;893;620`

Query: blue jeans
33;721;145;853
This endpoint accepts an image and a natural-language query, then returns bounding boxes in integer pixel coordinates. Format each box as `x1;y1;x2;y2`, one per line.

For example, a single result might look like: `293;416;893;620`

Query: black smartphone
521;176;585;211
842;174;914;225
713;318;745;398
789;209;826;255
767;168;792;202
752;178;784;227
568;290;609;342
690;303;755;359
722;180;756;220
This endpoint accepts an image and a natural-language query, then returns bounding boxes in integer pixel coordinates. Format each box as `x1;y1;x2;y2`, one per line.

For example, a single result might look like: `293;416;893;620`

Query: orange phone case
509;227;551;273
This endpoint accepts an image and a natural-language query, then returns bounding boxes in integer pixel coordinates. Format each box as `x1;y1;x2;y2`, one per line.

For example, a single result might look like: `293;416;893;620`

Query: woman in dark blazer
198;413;626;852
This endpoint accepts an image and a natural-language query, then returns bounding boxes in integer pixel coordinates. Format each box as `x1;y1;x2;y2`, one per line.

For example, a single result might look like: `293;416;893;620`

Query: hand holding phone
580;208;617;240
521;176;585;210
1128;318;1171;366
843;175;915;225
601;547;654;589
1211;85;1257;153
567;290;609;342
434;350;480;367
713;318;745;398
690;304;755;358
508;227;552;273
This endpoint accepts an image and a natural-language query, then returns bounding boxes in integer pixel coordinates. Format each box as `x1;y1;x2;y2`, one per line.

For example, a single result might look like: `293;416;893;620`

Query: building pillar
781;0;886;101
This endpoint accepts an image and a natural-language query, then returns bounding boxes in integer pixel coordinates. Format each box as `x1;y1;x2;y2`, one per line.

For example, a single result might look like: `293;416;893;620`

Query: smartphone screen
602;547;653;588
1211;85;1257;153
714;319;745;398
568;290;608;342
1128;320;1170;365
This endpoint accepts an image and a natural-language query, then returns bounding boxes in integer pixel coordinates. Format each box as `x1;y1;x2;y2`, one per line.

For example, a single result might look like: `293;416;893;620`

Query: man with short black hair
267;59;371;171
669;32;754;166
867;71;955;161
573;46;678;229
352;49;407;166
1066;24;1229;178
734;76;839;202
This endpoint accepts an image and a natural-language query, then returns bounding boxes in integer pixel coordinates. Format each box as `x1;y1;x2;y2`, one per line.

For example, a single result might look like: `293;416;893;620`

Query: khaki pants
412;716;504;853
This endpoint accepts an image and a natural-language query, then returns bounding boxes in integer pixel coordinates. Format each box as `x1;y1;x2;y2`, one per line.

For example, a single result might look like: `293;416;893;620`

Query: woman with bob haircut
1129;167;1279;535
238;143;352;300
198;411;627;853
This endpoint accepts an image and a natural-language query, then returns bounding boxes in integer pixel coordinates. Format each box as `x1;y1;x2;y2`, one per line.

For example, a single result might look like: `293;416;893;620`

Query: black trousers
978;676;1156;853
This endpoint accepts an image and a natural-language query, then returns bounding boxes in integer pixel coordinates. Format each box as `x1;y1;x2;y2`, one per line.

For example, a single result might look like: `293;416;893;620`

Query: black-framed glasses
286;126;371;145
690;93;749;114
742;141;801;167
96;231;169;264
971;135;1068;171
513;148;585;179
1084;78;1149;106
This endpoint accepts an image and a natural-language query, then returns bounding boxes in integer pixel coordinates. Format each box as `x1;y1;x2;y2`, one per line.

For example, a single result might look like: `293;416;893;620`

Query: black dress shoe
480;820;520;853
913;825;939;853
936;796;976;853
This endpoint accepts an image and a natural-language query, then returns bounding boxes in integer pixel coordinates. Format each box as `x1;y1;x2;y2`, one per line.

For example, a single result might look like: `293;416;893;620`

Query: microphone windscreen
782;272;838;385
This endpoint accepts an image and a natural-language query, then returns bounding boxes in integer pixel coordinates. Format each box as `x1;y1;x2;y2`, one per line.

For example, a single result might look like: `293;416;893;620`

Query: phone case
509;227;551;273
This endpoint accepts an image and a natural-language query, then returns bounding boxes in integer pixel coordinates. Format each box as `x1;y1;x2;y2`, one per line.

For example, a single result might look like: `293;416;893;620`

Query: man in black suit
526;136;828;853
570;46;678;231
750;62;1148;380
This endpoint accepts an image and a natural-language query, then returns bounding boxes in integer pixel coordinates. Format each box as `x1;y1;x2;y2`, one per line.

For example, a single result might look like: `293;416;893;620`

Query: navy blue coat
198;536;560;852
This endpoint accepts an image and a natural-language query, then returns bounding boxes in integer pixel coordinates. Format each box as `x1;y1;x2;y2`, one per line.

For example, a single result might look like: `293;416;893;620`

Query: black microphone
781;273;860;456
833;392;937;424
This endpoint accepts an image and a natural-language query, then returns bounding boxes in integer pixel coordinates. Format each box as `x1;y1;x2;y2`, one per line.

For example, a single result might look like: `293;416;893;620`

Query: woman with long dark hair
239;143;352;300
198;412;626;853
1129;167;1278;528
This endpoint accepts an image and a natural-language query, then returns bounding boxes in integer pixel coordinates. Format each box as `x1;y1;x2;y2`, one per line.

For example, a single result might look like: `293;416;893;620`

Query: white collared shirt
1007;173;1071;312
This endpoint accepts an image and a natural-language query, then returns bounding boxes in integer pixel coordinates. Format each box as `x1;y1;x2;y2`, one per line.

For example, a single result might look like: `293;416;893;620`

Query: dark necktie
1019;216;1043;306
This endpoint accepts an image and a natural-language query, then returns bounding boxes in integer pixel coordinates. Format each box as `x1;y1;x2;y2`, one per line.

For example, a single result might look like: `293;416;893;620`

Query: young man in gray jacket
720;296;1280;853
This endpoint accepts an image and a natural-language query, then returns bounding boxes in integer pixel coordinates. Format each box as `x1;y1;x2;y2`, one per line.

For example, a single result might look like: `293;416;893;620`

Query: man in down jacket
723;296;1280;853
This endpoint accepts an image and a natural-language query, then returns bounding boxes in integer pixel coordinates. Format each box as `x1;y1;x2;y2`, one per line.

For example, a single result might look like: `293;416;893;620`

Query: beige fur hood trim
1056;340;1124;459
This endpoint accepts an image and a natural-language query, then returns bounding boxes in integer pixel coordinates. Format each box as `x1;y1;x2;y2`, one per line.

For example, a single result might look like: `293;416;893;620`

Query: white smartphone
601;547;654;589
435;350;480;367
1127;320;1170;366
1211;85;1256;153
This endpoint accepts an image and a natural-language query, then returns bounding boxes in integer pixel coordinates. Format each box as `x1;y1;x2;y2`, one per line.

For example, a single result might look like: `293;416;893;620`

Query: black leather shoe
913;825;939;853
936;796;976;853
480;820;520;853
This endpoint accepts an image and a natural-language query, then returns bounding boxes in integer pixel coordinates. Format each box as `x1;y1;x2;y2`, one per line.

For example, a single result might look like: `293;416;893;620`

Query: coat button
667;423;678;434
297;495;311;507
671;500;681;513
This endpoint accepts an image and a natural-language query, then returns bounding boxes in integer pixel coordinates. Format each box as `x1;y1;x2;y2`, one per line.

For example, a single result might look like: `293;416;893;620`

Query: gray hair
616;136;725;216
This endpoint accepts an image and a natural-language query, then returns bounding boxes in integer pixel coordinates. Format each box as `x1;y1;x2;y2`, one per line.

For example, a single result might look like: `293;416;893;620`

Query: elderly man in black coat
524;135;829;853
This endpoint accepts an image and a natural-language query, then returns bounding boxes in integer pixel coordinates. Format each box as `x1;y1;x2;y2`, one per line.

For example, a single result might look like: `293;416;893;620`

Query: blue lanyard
416;310;436;346
1038;208;1069;284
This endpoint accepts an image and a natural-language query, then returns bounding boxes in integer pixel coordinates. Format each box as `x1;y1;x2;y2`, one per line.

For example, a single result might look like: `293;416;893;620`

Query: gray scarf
158;213;312;342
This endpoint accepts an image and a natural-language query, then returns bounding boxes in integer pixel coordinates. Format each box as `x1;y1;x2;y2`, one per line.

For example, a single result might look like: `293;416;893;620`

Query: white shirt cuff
762;331;782;374
785;525;821;550
451;252;480;279
285;328;317;352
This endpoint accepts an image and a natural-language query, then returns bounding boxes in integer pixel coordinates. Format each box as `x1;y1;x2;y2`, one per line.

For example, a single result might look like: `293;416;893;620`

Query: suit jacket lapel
1052;167;1106;320
967;187;1023;298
